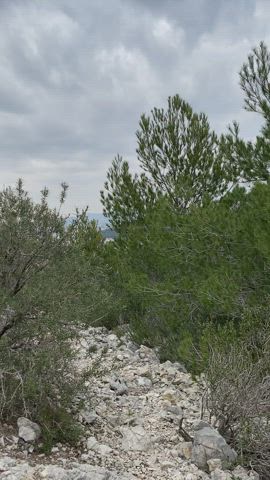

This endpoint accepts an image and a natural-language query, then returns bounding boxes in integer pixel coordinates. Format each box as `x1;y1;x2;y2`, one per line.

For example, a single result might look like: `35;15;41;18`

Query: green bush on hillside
0;180;115;448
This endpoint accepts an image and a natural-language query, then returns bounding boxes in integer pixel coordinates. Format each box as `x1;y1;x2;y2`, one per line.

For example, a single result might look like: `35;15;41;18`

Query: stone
136;376;152;388
231;466;260;480
51;446;59;453
207;458;223;472
81;453;90;461
80;409;97;425
210;469;232;480
179;441;193;459
85;436;112;455
107;333;119;344
40;463;133;480
193;420;211;431
116;353;126;361
161;403;183;421
80;338;89;349
172;361;187;373
17;417;41;442
96;443;113;455
0;456;35;478
120;425;153;451
86;436;98;450
191;423;237;471
0;457;17;469
138;345;159;362
185;474;200;480
110;377;128;395
160;460;175;470
136;365;152;377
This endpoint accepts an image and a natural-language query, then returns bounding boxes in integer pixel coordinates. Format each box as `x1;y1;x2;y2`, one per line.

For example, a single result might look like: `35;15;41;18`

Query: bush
203;307;270;478
0;334;82;450
0;180;114;447
106;183;270;369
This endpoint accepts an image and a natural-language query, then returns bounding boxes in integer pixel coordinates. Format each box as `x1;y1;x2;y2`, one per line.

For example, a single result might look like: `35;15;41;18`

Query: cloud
152;18;185;48
0;0;269;212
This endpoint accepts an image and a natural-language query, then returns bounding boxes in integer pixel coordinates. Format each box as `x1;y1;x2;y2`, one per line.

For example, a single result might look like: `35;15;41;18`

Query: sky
0;0;270;214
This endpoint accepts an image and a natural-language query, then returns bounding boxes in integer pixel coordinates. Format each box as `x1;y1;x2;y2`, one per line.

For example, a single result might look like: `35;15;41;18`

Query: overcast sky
0;0;269;213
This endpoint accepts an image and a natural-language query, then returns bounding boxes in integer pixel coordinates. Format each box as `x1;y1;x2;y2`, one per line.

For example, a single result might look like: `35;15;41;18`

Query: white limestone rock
179;441;193;459
136;376;152;388
110;377;128;395
17;417;41;443
191;422;237;471
207;458;223;472
120;425;153;452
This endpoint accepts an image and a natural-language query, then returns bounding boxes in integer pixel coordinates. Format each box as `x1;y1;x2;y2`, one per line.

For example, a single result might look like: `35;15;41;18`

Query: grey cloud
0;86;33;114
0;0;268;212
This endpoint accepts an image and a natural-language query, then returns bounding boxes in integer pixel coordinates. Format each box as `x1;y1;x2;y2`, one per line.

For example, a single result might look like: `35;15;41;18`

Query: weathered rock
120;425;153;451
80;409;97;425
207;458;223;472
0;456;35;478
193;420;210;430
86;436;98;450
231;466;260;480
136;376;152;388
17;417;41;442
40;463;135;479
96;443;112;455
210;470;232;480
160;402;183;421
110;377;128;395
86;436;112;455
179;441;193;459
191;423;237;471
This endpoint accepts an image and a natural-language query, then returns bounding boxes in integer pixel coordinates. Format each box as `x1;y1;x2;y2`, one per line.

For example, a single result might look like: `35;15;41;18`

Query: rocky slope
0;326;259;479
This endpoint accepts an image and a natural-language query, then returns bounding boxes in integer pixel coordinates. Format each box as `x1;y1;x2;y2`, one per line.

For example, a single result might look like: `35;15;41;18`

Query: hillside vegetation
0;42;269;477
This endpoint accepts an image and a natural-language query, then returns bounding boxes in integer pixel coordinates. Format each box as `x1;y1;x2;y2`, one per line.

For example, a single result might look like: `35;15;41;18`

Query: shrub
0;180;114;447
203;307;270;478
106;183;270;369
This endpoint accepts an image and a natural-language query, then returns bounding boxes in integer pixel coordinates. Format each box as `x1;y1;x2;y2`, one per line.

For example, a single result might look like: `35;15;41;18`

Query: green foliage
106;182;270;369
101;154;156;231
136;95;228;208
0;180;115;445
0;333;82;449
240;41;270;116
69;209;105;256
0;179;67;301
101;96;235;230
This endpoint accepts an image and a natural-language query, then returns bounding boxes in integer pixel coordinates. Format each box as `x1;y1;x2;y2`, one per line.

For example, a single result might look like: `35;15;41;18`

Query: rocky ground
0;326;259;479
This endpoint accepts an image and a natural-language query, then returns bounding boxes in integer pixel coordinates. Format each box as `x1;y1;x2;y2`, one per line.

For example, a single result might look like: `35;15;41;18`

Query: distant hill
87;213;117;239
66;212;116;238
87;212;108;229
101;228;117;240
